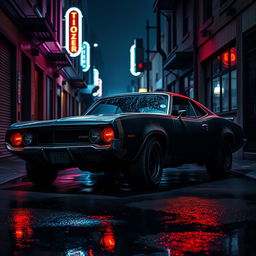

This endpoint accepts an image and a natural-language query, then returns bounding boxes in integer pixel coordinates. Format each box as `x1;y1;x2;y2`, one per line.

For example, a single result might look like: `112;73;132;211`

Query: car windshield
86;94;169;115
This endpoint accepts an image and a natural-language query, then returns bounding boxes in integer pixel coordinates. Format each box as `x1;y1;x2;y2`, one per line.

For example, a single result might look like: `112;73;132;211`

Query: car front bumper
6;139;124;168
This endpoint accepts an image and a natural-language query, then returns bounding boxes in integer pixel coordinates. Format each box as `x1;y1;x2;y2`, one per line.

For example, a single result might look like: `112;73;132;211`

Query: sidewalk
0;156;255;185
231;159;256;180
0;156;26;184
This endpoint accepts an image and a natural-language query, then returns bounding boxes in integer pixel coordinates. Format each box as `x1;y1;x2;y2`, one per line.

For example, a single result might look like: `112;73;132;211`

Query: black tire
125;137;163;190
206;139;232;179
26;161;58;187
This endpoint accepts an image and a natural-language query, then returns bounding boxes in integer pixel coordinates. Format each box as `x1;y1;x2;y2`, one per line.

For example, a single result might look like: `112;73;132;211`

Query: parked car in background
5;92;245;190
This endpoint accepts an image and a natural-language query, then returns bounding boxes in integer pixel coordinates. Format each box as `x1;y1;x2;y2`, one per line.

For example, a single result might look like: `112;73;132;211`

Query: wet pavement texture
0;167;256;255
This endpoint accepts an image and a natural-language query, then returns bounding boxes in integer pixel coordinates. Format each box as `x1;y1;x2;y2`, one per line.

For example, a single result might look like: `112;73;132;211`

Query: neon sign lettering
65;7;83;57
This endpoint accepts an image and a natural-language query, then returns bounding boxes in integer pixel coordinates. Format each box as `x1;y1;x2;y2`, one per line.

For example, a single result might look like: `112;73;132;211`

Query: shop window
168;82;176;93
167;11;177;52
206;47;237;113
46;76;54;119
56;85;61;119
181;72;194;99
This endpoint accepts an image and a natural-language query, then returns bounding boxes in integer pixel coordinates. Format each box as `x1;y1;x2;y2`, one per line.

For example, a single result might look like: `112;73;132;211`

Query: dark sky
87;0;155;96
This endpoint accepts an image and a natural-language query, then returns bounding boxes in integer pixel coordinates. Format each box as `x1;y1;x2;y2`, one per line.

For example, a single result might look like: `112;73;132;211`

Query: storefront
0;34;16;158
243;28;256;152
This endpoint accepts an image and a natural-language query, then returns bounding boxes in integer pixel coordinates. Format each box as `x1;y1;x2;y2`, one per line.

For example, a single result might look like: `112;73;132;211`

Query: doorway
21;53;31;121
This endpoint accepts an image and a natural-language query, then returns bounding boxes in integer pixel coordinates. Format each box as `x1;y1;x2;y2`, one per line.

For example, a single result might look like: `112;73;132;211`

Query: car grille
36;126;90;145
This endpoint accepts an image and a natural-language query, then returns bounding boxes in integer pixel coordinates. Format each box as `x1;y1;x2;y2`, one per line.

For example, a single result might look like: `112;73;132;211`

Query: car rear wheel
26;161;58;187
206;139;232;179
125;137;163;190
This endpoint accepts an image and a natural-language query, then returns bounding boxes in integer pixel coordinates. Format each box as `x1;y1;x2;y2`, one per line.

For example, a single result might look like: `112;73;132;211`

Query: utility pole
146;20;156;92
146;20;150;92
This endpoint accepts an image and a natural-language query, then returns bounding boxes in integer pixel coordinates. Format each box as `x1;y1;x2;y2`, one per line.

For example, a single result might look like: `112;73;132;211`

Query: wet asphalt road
0;166;256;256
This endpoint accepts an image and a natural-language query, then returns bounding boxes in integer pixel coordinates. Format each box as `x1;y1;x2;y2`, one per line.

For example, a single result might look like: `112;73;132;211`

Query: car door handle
202;124;208;131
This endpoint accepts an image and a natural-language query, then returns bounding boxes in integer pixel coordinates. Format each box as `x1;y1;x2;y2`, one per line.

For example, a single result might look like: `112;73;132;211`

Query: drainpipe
192;0;199;100
156;7;167;90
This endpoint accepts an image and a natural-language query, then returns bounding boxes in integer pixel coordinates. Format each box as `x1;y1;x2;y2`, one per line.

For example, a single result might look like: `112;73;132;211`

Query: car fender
132;127;168;162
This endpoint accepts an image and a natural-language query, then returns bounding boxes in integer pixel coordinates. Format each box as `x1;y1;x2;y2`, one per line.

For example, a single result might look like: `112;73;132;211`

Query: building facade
143;0;256;159
0;0;90;159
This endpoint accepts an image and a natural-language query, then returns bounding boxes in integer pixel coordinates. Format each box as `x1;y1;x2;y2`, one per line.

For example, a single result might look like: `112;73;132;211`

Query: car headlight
23;132;33;145
89;129;101;144
10;132;23;146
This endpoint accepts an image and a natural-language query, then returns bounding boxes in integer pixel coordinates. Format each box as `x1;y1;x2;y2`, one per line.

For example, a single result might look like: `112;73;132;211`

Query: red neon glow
11;132;23;146
102;128;115;143
221;48;237;67
69;11;79;54
138;63;143;69
230;47;237;66
11;209;34;248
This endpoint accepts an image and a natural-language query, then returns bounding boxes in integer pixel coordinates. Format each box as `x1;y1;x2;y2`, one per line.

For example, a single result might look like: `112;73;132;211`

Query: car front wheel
206;139;232;179
125;137;163;190
26;161;58;187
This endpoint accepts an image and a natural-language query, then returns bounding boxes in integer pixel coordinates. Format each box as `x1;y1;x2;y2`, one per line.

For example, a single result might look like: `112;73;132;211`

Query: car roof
95;92;215;116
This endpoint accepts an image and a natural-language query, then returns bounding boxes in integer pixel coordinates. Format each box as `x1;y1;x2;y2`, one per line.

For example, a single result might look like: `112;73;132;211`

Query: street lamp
93;43;98;48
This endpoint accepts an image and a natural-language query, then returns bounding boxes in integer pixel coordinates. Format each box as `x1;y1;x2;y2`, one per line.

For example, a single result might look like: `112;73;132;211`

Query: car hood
9;115;120;129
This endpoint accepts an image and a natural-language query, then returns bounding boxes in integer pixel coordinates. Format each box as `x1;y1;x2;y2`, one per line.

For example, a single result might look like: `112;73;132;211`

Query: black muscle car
5;92;245;189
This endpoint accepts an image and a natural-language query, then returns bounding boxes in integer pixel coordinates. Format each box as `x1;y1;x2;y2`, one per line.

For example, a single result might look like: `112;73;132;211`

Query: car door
186;100;210;161
171;96;208;162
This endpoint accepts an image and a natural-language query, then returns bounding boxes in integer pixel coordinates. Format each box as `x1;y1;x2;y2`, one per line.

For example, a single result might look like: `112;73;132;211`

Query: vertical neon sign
130;44;141;76
65;7;83;57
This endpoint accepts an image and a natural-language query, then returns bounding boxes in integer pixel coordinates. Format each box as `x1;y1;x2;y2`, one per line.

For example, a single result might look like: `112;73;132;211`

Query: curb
229;169;256;180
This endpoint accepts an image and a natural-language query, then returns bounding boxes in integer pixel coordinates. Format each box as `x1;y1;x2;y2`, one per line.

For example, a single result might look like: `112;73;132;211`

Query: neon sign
80;41;90;72
130;44;141;76
219;47;237;67
65;7;83;57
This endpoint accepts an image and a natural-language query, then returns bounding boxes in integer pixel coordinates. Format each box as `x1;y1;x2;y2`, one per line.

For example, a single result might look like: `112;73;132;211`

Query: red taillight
102;128;114;143
11;133;23;146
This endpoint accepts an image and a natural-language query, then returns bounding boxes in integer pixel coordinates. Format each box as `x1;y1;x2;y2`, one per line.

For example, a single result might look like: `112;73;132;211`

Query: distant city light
80;41;90;72
93;43;99;47
138;88;148;93
93;68;99;86
130;44;141;76
65;7;83;57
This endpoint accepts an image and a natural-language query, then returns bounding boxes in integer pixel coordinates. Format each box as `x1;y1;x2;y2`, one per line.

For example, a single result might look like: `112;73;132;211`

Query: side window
171;96;197;117
190;100;207;117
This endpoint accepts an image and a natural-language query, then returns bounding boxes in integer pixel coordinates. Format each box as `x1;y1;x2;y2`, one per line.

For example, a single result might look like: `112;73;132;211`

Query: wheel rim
148;144;161;179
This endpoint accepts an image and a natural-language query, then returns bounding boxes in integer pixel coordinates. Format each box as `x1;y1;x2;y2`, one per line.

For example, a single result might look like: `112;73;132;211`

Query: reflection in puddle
5;196;256;255
160;197;223;227
139;197;228;255
155;231;225;255
87;215;116;253
10;208;35;248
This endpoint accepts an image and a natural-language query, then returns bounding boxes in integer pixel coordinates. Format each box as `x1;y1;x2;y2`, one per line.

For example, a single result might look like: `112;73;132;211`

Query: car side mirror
177;109;187;119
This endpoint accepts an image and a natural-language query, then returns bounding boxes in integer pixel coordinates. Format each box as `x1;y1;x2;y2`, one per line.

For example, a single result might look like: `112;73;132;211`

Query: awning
21;17;55;41
80;85;99;95
70;79;87;88
164;52;193;70
47;51;72;67
153;0;176;11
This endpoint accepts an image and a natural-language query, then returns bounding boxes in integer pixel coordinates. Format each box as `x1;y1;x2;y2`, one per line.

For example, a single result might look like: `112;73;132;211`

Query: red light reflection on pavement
87;215;116;253
11;208;34;248
160;197;223;227
154;197;226;255
155;231;225;255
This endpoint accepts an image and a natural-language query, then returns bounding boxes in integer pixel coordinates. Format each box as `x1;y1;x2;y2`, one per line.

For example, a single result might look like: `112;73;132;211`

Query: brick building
141;0;256;159
0;0;91;158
